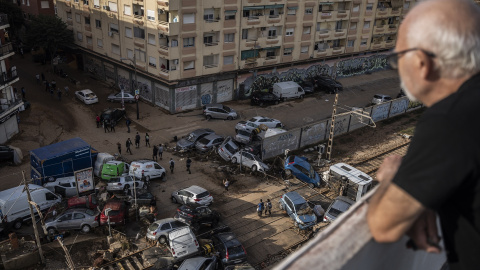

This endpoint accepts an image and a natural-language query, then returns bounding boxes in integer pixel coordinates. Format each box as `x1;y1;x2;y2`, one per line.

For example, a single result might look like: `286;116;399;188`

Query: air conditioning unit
261;27;266;31
108;31;113;37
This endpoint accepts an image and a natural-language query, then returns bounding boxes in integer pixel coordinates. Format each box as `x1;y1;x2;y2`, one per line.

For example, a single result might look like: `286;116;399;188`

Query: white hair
407;0;480;78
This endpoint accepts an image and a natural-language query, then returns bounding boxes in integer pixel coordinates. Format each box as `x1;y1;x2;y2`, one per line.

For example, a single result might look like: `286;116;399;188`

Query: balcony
0;70;19;89
267;14;282;23
391;8;401;15
385;39;396;48
0;43;14;60
203;63;219;69
376;7;390;17
386;24;398;33
334;29;346;38
318;29;330;39
336;10;350;19
315;48;332;57
0;14;9;29
332;46;345;54
157;0;169;8
273;190;447;270
374;25;386;33
204;41;219;47
157;21;180;36
320;12;332;19
371;41;384;50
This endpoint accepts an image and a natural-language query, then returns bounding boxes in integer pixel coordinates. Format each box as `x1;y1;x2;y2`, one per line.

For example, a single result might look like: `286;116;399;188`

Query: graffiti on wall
371;103;391;122
241;63;333;97
335;54;389;78
300;121;328;148
84;56;105;80
389;97;410;117
104;64;116;83
117;72;131;93
154;83;170;110
135;76;153;102
262;129;302;160
333;114;350;136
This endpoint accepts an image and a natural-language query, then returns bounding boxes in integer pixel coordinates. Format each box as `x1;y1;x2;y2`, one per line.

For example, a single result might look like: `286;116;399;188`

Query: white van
323;163;373;202
0;184;61;229
169;227;199;259
129;160;166;181
272;81;305;100
94;153;115;177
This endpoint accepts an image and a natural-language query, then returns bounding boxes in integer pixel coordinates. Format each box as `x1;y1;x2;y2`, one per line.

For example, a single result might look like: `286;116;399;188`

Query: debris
93;256;104;267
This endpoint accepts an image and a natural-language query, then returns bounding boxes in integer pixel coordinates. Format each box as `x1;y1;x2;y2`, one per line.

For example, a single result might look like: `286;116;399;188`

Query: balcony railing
134;14;144;20
204;42;219;46
0;14;8;28
0;70;18;86
0;43;14;57
269;14;280;18
265;55;277;60
267;36;278;39
205;18;220;23
159;45;169;51
204;63;218;68
248;16;260;20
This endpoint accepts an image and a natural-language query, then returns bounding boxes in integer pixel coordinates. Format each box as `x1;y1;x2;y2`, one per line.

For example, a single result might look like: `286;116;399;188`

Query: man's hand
376;155;403;183
406;210;442;253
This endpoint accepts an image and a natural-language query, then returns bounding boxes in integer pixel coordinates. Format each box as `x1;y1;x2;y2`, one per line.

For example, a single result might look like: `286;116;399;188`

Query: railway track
99;245;156;270
351;141;411;176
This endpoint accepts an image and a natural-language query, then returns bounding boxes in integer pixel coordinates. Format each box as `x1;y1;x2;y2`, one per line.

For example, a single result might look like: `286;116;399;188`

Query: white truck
323;163;373;202
0;184;61;230
272;81;305;100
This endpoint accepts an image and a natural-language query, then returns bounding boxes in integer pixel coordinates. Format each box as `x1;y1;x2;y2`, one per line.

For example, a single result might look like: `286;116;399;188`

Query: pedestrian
141;171;148;188
50;87;54;98
145;133;150;147
257;199;264;217
366;1;480;268
126;138;133;155
103;119;109;133
126;118;131;133
158;144;163;160
64;86;69;96
41;72;45;82
35;74;40;84
57;89;62;100
223;179;230;191
135;132;140;148
21;87;25;99
51;80;56;91
152;145;158;161
117;142;121;155
169;158;175;173
96;115;100;128
265;199;272;216
186;157;192;174
45;80;49;92
110;120;116;132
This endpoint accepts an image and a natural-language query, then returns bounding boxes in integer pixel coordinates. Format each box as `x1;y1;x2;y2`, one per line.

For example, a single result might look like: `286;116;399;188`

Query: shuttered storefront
216;79;234;103
175;86;197;112
154;83;170;110
200;82;213;106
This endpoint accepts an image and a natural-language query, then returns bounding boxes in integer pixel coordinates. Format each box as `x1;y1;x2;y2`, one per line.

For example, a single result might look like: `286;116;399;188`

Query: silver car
203;104;237;120
371;94;392;105
231;151;269;172
171;185;213;206
178;256;218;270
146;218;188;244
106;175;145;192
75;89;99;105
45;208;99;234
169;227;199;259
44;176;77;198
218;137;239;161
176;129;215;152
195;134;224;152
235;129;253;145
107;92;136;103
324;196;355;222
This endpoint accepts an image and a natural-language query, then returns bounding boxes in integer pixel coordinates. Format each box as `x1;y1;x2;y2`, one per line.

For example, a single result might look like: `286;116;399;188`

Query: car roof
183;185;208;194
79;89;93;93
153;218;177;225
331;196;355;211
190;128;215;136
203;134;223;140
179;257;210;269
204;103;224;109
216;232;242;247
63;208;90;214
275;81;299;88
131;160;155;164
104;200;123;210
283;191;307;205
168;226;193;238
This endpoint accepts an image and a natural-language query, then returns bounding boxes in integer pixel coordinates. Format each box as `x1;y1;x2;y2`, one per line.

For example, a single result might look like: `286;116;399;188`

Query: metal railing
0;43;13;57
0;72;18;86
0;14;8;27
204;64;218;68
204;42;219;46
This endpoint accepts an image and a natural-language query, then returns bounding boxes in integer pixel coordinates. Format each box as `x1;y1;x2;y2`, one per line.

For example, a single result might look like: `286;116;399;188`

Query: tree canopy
25;15;73;60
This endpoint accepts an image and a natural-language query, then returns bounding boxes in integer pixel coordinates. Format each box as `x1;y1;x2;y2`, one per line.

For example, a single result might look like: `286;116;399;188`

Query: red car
100;200;127;226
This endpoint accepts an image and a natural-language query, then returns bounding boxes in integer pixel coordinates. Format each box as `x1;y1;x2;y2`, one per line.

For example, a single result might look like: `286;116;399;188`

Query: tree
25;15;73;64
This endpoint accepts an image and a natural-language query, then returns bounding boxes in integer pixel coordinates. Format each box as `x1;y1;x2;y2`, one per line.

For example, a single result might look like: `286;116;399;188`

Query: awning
287;6;298;10
265;46;281;50
318;2;333;5
225;10;237;13
265;4;284;9
243;6;265;10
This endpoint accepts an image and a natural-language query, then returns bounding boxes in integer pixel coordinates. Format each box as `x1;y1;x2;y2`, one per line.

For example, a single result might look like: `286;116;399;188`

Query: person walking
265;199;272;216
64;86;69;96
96;115;101;128
126;138;133;155
110;120;116;133
135;132;140;148
126;118;131;133
169;158;175;174
186;157;192;174
103;119;109;133
145;133;150;147
223;179;230;191
21;87;25;99
35;74;40;84
257;199;264;217
158;144;163;160
50;87;54;98
117;142;122;155
152;145;158;161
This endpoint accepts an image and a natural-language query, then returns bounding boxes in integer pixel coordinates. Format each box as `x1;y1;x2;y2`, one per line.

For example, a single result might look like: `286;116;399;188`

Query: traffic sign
135;94;140;100
135;89;140;95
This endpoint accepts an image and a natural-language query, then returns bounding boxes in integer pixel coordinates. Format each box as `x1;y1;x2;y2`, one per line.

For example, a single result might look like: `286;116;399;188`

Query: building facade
55;0;416;113
14;0;56;18
0;14;24;144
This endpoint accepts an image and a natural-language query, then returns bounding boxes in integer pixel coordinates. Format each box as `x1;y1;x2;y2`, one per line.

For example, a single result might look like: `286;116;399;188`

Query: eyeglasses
387;48;436;69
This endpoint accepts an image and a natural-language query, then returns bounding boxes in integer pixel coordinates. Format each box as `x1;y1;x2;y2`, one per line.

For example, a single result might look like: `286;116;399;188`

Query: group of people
257;199;272;217
36;73;68;100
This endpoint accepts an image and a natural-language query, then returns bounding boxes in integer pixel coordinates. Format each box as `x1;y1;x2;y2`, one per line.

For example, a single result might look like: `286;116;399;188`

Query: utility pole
23;171;45;265
57;238;75;269
326;94;339;161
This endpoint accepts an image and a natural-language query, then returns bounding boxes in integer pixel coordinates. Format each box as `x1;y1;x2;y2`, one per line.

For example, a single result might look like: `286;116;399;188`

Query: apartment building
0;14;24;143
15;0;56;18
56;0;413;113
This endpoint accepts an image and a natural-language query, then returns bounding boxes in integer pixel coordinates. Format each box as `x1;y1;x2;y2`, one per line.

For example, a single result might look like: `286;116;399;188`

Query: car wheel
159;236;167;244
47;227;57;235
81;225;91;233
252;165;257;172
227;116;233;120
232;157;237;164
171;196;177;203
308;183;315;189
146;176;151;182
206;115;212;120
276;123;282;128
124;185;130;191
160;173;165;180
13;219;22;230
274;100;279;105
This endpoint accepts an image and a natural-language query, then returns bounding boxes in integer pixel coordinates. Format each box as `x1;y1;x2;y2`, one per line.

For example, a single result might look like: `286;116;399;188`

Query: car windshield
252;155;262;162
248;118;257;122
227;245;244;256
224;106;231;112
237;130;251;136
373;95;382;99
148;223;159;231
224;143;237;153
186;134;197;142
197;191;210;198
295;203;311;215
86;209;95;216
328;207;343;218
198;137;210;144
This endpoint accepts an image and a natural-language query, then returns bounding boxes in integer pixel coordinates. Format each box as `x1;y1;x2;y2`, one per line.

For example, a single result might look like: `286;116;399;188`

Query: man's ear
416;50;437;80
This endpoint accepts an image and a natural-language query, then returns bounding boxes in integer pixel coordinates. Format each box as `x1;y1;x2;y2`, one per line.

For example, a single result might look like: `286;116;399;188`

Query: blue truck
30;137;98;185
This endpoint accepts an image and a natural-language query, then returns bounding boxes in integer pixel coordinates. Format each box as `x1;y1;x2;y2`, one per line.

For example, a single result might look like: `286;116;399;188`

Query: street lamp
120;55;140;120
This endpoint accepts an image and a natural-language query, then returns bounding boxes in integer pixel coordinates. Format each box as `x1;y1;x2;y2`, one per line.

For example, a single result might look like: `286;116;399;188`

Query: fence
261;97;422;160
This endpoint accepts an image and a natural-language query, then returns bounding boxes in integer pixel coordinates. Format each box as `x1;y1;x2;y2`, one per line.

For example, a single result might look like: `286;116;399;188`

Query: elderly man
367;0;480;269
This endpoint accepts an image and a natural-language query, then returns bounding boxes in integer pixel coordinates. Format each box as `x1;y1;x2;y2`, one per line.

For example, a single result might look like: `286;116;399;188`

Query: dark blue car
284;156;321;188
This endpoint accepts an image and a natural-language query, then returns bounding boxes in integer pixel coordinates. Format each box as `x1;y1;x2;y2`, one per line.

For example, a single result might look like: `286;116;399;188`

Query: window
77;32;83;41
112;44;120;55
73;213;85;219
242;10;250;18
125;27;132;38
75;14;81;23
66;12;72;19
347;40;355;47
225;10;236;20
350;22;357;30
84;17;90;25
58;214;72;221
266;50;275;57
147;10;155;20
224;33;234;43
108;1;118;12
223;55;233;65
285;28;294;36
363;21;370;29
183;37;195;47
149;56;156;67
404;2;410;9
135;49;146;62
284;48;293;56
301;46;309;53
183;13;195;24
160;223;171;230
134;27;145;39
203;55;218;67
333;39;340;47
171;59;178;70
241;29;248;40
93;0;99;7
95;19;101;28
127;49;133;59
184;60;195;70
268;29;276;37
366;4;373;11
40;1;49;8
305;7;313;14
204;9;214;21
171;39;178;47
353;5;360;12
148;33;155;45
287;8;296;15
87;36;92;44
109;23;119;33
204;35;214;45
303;27;311;34
27;0;29;6
97;38;103;47
124;5;131;15
82;0;87;5
361;38;367;45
